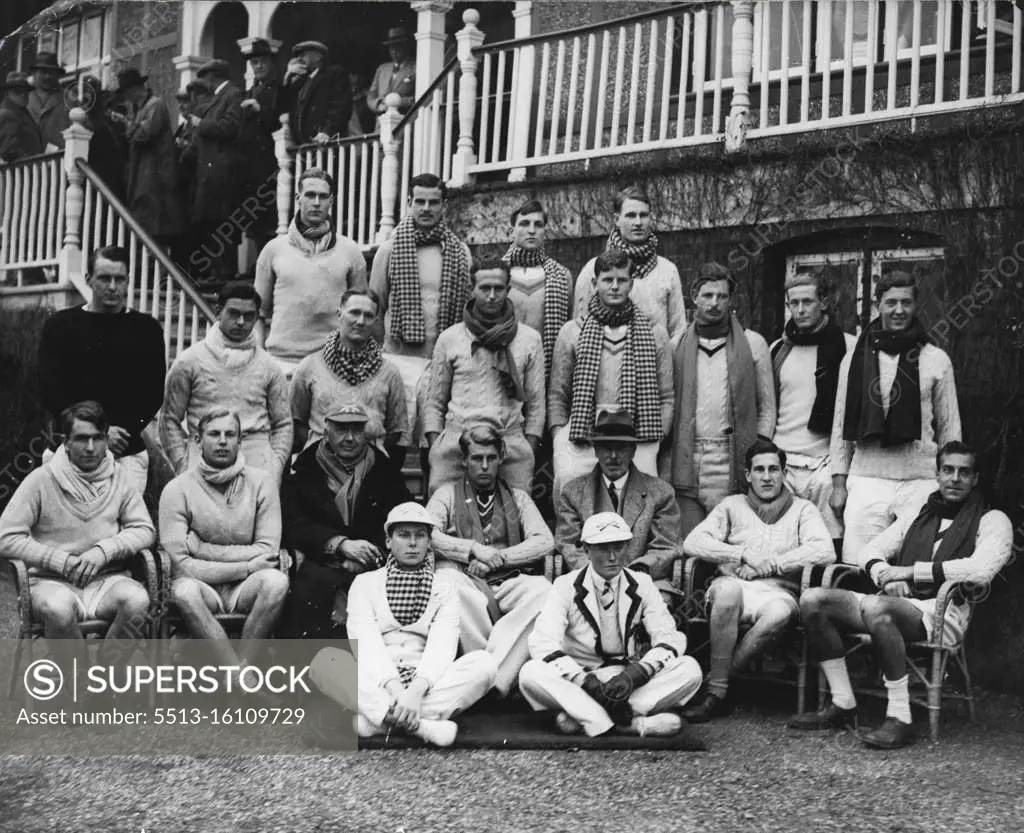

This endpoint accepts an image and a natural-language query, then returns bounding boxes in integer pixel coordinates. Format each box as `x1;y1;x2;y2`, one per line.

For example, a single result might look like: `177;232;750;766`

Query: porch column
172;55;207;91
450;10;485;187
507;1;533;183
175;0;218;90
59;108;93;288
411;0;454;174
273;114;295;236
725;0;755;153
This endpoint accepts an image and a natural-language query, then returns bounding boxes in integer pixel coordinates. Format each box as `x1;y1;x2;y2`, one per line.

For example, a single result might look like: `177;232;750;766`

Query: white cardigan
346;567;460;690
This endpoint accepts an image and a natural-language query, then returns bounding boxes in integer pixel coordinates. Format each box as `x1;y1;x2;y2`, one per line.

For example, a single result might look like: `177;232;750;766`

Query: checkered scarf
607;228;659;280
321;331;383;386
387;214;470;346
502;243;571;375
385;553;434;627
569;295;662;442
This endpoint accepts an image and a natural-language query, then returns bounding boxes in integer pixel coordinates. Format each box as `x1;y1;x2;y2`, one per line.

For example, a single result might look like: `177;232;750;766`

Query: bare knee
859;596;895;634
799;587;833;619
172;577;206;613
115;582;151;618
758;601;796;633
254;568;289;602
710;581;743;618
34;593;78;630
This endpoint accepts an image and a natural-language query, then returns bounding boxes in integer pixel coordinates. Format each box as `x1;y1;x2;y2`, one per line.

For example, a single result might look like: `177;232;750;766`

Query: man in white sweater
830;271;962;561
0;400;155;641
161;281;293;484
790;442;1011;749
309;502;496;748
681;440;834;722
160;408;288;668
771;272;856;543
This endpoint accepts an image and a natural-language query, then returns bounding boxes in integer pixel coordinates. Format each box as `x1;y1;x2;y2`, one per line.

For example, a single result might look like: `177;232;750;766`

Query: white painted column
411;0;454;168
450;10;485;187
377;94;403;243
725;0;755;153
507;1;534;183
59;108;93;289
174;0;218;91
273;113;295;236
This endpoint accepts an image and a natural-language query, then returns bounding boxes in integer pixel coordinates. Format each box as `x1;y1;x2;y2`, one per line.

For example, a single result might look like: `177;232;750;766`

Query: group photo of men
0;173;1012;753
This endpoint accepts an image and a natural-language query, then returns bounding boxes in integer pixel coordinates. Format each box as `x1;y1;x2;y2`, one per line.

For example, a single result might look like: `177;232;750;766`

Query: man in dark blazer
555;407;682;590
0;72;43;162
284;40;351;145
366;27;416;115
189;58;243;283
278;403;412;638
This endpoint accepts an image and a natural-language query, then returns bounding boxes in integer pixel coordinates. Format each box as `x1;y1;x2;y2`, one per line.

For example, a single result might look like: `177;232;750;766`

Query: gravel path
2;696;1022;833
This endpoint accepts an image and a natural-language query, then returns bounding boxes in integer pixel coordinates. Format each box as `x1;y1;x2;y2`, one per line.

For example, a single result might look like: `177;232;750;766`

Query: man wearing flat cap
278;403;412;638
27;51;69;150
670;261;776;535
0;72;43;162
367;27;416;116
556;406;682;596
519;512;703;737
188;58;244;285
284;40;351;145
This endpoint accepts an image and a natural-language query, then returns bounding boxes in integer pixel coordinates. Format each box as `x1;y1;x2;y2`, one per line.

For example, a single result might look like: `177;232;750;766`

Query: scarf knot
197;452;248;507
203;321;257;370
745;488;795;526
502;243;571;375
321;331;384;386
47;445;117;515
462;300;525;402
606;228;659;280
290;216;336;254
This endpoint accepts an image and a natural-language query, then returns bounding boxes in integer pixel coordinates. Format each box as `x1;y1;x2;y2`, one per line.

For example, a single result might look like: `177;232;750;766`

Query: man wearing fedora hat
0;72;43;162
556;406;681;594
27;51;69;150
519;511;703;737
284;40;351;145
367;27;416;116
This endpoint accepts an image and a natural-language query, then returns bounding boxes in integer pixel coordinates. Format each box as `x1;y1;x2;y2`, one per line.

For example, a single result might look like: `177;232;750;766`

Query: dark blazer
0;97;43;162
192;80;243;223
238;79;284;237
556;464;681;580
288;64;351;145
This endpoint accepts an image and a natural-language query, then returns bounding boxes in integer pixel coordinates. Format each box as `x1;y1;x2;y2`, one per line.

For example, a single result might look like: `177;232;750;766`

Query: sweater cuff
94;539;120;565
41;549;70;576
914;560;943;586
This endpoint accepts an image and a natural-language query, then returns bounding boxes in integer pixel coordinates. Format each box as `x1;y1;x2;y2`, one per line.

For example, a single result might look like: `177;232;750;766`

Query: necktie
600;579;616;611
607;481;619;511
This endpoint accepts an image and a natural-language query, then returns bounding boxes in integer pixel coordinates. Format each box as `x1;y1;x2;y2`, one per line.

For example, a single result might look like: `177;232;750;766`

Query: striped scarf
502;243;571;375
387;214;470;346
569;295;662;442
607;228;659;281
321;331;383;386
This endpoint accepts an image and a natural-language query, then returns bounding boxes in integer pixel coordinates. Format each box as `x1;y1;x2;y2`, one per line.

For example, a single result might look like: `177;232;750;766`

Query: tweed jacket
366;58;415;114
347;566;461;689
529;565;688;678
556;464;680;580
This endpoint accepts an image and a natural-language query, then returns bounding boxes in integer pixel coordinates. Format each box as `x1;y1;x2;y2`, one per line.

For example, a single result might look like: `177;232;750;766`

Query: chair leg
958;645;976;723
797;635;807;715
817;668;826;711
928;647;943;743
6;636;25;702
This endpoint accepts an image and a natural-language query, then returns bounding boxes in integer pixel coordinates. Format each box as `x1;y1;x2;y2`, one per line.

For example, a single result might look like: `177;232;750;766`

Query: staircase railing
0;151;65;285
77;159;216;364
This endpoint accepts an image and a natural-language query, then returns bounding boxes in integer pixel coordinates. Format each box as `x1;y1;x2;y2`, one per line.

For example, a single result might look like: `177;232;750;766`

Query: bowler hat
116;67;148;91
196;58;231;79
291;40;328;57
30;52;64;73
245;39;275;60
590;406;639;444
325;403;370;425
2;72;32;92
383;27;413;45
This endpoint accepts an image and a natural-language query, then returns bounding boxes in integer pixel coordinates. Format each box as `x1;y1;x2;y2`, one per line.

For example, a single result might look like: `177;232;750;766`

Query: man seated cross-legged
0;400;155;647
426;422;553;696
789;441;1011;749
310;503;497;748
519;512;703;738
159;408;288;668
682;439;834;723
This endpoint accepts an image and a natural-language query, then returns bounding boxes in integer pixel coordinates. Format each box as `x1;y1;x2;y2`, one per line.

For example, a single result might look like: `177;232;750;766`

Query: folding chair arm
672;552;684;591
821;563;862;590
683;556;719;597
545;552;564;583
0;559;32;637
929;579;978;647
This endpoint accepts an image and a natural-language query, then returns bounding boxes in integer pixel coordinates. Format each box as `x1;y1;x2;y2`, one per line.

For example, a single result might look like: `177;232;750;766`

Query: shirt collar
590;569;621;597
601;472;628;492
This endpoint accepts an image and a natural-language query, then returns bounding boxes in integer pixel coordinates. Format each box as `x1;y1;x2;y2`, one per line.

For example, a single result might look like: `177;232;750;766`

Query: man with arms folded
681;439;834;723
519;512;703;737
790;442;1010;749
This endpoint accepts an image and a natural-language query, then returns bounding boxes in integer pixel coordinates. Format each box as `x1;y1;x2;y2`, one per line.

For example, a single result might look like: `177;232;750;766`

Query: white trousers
785;452;842;539
518;656;703;737
309;647;496;730
841;475;935;562
447;570;551;696
551;424;660;505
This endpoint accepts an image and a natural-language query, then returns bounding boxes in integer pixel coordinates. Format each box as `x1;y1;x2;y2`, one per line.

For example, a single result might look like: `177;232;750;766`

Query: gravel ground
2;694;1022;833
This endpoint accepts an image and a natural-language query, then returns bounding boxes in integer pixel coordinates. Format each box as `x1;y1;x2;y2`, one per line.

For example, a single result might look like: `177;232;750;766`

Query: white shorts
193;577;250;615
29;572;137;620
706;576;799;625
850;591;971;649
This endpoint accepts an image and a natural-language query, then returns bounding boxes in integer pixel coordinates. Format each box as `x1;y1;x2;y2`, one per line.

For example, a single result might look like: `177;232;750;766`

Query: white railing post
273;113;295;236
725;0;755;153
59;107;93;287
508;1;534;182
377;93;403;244
450;9;485;187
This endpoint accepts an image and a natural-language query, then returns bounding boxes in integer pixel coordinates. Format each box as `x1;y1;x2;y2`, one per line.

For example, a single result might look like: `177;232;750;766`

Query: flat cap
385;502;439;535
196;58;231;79
324;403;370;425
291;40;328;57
581;512;633;545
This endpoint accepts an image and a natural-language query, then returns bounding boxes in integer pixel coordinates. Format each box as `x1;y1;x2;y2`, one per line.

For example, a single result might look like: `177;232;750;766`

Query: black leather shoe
787;702;858;731
681;693;729;724
861;717;915;749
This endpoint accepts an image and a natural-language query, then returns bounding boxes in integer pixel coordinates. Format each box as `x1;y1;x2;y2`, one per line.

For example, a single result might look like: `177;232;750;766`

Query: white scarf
47;445;117;514
203;321;257;370
197;452;248;507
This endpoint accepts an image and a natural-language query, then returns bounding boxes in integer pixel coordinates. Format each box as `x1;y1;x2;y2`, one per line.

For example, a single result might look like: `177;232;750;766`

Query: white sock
820;658;856;710
884;675;912;724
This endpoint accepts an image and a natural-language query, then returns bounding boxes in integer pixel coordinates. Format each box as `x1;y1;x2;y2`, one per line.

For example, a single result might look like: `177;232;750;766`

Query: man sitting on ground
0;400;155;642
519;512;703;737
681;439;834;723
789;441;1011;749
426;422;553;696
310;503;497;748
160;408;288;666
278;404;411;638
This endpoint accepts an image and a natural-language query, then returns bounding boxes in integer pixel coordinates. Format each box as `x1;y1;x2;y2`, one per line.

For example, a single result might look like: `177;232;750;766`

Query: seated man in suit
0;400;154;644
310;502;497;747
556;406;680;598
426;422;553;695
790;441;1011;749
160;408;288;668
519;512;703;737
681;439;834;723
278;403;412;638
